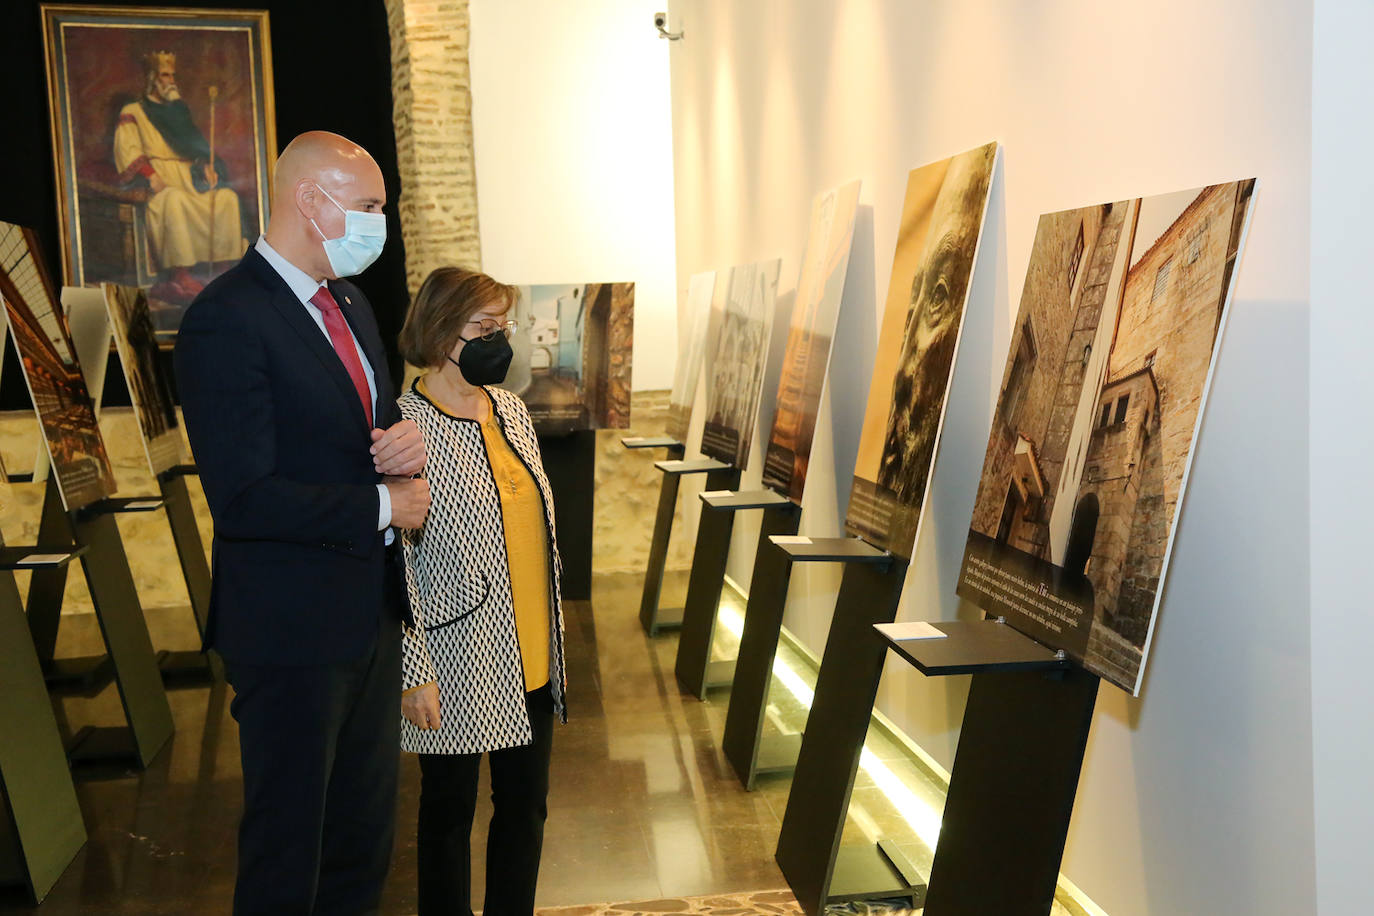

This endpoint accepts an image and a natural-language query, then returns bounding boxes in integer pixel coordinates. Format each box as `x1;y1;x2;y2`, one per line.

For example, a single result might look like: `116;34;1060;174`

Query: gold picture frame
42;4;275;343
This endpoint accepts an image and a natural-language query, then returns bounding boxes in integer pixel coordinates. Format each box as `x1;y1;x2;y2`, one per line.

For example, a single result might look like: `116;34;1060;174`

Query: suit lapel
245;252;371;433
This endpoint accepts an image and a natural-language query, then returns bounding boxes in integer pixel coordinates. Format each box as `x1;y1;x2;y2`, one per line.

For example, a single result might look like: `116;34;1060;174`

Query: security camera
654;12;682;40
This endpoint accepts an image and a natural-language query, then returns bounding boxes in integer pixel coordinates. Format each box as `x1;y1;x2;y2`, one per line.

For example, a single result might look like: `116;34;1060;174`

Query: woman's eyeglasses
466;318;519;341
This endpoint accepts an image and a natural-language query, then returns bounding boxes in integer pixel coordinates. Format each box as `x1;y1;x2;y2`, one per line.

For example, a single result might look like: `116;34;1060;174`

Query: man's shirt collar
255;236;326;305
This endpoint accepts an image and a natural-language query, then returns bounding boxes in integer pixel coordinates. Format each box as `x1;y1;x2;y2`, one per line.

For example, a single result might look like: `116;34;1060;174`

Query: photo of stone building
104;283;182;475
665;270;716;444
701;259;779;468
959;180;1257;693
0;221;116;511
846;142;998;558
500;281;634;435
761;180;860;502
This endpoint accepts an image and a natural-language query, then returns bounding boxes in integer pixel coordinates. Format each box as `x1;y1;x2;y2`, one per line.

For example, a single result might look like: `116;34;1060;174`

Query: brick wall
384;0;483;294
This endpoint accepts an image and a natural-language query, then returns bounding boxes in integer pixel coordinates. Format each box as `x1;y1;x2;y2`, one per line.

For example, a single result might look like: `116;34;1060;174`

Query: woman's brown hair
398;267;519;368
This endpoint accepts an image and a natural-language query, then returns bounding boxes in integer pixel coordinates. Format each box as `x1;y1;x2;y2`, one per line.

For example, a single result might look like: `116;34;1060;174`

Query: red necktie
310;285;374;428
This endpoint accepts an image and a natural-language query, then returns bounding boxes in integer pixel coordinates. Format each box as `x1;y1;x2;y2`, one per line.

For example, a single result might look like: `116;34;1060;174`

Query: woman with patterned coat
395;267;566;916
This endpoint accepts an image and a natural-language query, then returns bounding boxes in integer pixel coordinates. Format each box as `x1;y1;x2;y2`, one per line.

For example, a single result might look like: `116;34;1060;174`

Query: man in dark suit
175;131;430;915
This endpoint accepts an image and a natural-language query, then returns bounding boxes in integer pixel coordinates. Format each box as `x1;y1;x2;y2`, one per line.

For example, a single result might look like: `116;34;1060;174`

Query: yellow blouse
417;378;551;691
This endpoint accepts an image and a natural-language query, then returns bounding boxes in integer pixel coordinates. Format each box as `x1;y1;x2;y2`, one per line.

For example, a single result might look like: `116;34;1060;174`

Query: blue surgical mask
310;184;386;277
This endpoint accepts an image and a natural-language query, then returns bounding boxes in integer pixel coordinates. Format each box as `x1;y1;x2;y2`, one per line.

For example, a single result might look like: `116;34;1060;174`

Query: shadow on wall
825;203;879;527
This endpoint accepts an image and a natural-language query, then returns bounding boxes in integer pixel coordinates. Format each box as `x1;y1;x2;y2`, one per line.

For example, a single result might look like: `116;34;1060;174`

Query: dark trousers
417;684;554;916
226;621;402;916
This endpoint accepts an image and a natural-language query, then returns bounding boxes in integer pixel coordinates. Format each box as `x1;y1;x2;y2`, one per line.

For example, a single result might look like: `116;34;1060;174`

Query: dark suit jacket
175;247;403;666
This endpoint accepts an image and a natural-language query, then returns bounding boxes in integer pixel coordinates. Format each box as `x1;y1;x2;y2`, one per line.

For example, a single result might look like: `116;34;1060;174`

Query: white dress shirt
254;236;393;535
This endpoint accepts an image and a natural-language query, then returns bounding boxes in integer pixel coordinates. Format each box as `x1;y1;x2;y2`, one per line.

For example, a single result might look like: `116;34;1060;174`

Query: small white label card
622;437;649;445
772;535;814;545
124;500;163;510
17;553;72;566
874;621;948;641
702;490;734;498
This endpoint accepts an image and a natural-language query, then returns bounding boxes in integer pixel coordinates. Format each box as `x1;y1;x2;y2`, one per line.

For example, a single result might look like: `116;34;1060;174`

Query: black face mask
450;332;513;385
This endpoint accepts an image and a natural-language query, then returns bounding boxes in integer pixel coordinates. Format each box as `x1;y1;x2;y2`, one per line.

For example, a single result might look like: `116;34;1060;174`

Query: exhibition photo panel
666;270;717;445
700;259;780;469
846;141;999;559
500;282;634;435
0;221;116;511
957;180;1259;695
761;179;861;503
103;283;183;476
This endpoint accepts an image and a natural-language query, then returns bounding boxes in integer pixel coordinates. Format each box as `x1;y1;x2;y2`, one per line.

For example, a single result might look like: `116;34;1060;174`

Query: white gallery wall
468;0;678;390
667;1;1328;914
1309;0;1374;912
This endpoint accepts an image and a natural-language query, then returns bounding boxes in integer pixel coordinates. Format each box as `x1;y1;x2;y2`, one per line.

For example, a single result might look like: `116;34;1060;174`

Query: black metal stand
540;430;596;601
637;456;733;636
28;476;211;687
157;465;222;681
0;543;85;903
24;478;175;768
773;538;923;915
674;489;797;699
723;537;884;789
622;436;683;631
879;620;1099;916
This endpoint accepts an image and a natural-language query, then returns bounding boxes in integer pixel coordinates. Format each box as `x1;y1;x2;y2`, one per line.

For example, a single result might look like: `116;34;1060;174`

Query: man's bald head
264;131;386;281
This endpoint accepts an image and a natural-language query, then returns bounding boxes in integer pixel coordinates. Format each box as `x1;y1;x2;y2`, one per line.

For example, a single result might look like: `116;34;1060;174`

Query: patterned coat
398;383;566;755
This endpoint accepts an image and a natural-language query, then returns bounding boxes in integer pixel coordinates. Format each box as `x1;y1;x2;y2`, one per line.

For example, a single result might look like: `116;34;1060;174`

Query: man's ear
295;179;319;220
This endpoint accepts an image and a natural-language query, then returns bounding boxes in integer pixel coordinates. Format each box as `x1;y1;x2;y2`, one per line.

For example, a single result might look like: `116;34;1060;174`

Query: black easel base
639;459;734;636
651;607;685;631
877;619;1099;916
156;650;216;686
674;491;797;699
755;733;802;777
66;725;141;768
829;842;925;906
24;478;176;769
0;548;85;904
723;537;888;791
157;468;220;682
703;658;736;690
43;655;114;695
540;430;596;601
774;547;914;916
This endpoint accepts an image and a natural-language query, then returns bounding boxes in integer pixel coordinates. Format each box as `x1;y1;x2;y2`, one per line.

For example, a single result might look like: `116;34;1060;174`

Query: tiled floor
1;569;1065;915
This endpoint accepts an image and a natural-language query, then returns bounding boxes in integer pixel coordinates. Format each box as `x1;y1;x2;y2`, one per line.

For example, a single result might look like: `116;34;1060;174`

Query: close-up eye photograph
0;2;1363;916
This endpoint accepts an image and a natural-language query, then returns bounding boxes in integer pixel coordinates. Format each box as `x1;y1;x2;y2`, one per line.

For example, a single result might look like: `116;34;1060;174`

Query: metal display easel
0;536;86;903
540;429;597;601
673;488;798;699
767;537;925;913
156;464;220;680
63;287;216;682
721;536;878;789
878;620;1100;916
25;477;175;768
623;435;733;636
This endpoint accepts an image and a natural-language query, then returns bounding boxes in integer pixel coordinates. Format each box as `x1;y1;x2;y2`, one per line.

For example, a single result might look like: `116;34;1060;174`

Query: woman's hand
402;682;442;731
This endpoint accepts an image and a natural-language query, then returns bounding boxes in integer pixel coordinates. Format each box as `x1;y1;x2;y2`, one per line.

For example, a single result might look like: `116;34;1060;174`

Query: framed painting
42;4;275;343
